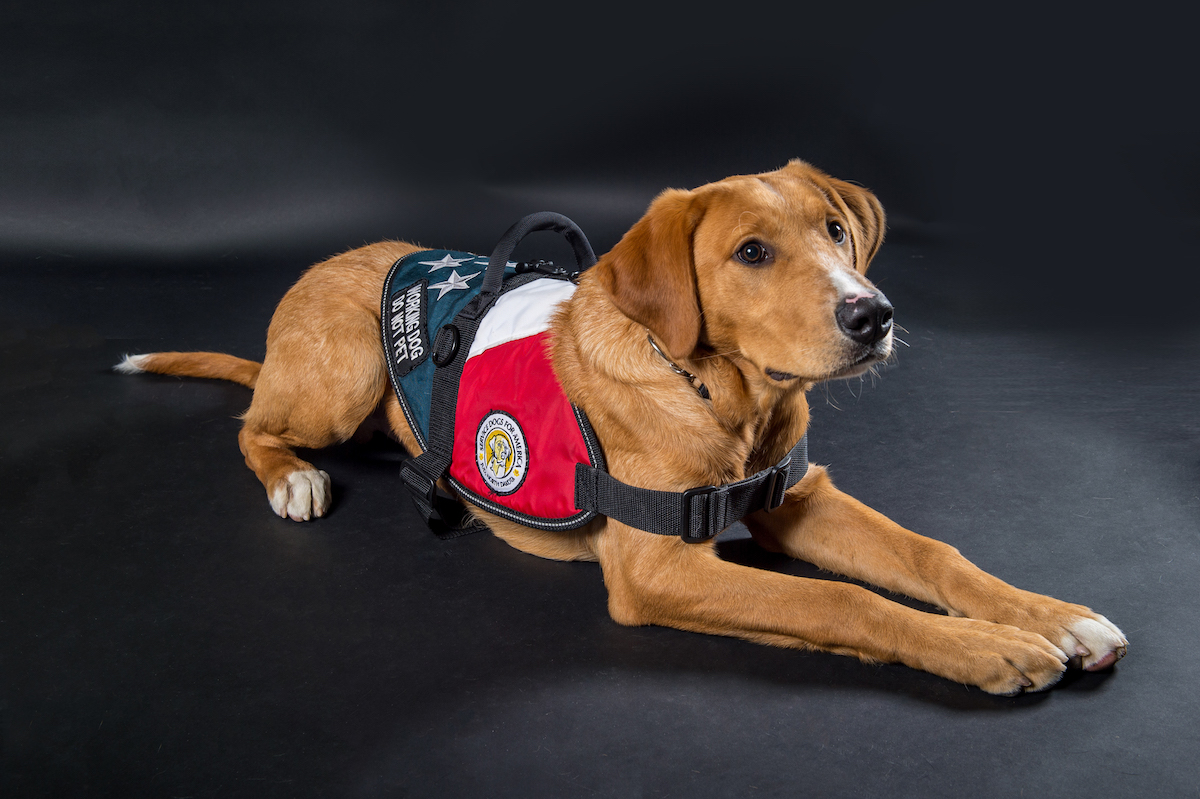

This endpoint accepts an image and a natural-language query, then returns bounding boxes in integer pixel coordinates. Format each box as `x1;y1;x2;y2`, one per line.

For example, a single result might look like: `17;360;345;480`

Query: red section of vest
449;331;589;519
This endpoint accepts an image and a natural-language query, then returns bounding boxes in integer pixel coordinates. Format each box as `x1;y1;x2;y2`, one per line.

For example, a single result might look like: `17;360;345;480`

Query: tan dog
117;160;1127;694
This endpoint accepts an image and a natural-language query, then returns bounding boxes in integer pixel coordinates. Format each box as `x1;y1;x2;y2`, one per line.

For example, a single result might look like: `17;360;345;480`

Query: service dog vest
383;248;605;531
385;212;809;543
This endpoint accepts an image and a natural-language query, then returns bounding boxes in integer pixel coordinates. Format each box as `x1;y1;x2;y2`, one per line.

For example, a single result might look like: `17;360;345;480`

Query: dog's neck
551;276;809;490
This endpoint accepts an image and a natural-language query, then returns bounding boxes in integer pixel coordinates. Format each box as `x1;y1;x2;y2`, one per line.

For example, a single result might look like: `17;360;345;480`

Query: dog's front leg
745;467;1127;673
591;521;1069;695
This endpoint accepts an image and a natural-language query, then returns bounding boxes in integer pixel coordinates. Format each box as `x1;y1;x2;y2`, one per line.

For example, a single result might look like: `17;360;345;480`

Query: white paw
270;469;331;521
1060;614;1128;671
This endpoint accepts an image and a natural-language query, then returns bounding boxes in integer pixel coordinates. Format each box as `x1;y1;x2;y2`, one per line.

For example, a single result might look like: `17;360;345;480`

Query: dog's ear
826;178;886;274
592;188;706;360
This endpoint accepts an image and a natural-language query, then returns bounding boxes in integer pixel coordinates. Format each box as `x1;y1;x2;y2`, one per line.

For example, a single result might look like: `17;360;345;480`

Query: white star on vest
419;253;474;273
429;269;481;299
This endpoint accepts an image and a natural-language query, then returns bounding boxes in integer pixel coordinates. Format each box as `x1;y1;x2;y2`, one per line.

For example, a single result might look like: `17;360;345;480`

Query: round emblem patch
475;411;528;495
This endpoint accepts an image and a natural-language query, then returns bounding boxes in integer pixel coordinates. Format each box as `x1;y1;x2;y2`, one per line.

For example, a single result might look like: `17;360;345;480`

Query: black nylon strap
397;300;486;537
399;475;487;539
574;434;809;543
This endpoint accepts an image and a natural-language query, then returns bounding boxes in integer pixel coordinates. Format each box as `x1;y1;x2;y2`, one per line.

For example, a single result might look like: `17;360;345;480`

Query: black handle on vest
484;212;598;295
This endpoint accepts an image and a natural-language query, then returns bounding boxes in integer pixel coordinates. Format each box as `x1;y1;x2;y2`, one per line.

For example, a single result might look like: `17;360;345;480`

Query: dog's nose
836;292;894;345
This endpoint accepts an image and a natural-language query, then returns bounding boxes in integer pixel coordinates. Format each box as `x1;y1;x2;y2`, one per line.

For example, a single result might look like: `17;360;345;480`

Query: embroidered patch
475;411;528;495
428;268;482;299
385;279;429;377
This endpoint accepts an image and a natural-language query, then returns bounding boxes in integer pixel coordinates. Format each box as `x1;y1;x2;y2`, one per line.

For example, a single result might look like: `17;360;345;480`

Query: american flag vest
382;247;606;532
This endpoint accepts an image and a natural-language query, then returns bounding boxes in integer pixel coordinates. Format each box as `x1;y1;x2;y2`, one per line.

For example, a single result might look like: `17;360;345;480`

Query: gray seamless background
2;2;1198;797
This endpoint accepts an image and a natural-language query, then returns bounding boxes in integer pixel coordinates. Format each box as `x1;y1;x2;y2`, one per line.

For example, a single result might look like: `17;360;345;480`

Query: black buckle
680;485;717;543
401;460;486;539
515;259;560;275
399;460;438;508
763;456;792;513
516;259;581;282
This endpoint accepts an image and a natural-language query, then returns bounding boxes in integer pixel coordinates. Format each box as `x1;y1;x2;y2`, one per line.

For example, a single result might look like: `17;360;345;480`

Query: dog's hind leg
237;277;392;521
238;353;388;520
238;427;333;521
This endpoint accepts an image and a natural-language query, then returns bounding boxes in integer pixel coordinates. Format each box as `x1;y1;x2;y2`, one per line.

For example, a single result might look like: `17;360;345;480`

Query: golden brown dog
117;160;1127;694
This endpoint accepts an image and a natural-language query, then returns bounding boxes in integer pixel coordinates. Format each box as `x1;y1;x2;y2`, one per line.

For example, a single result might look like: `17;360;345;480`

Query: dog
116;160;1127;694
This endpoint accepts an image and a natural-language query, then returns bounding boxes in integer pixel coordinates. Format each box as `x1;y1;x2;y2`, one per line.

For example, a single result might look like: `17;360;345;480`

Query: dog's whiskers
694;348;743;362
821;382;843;411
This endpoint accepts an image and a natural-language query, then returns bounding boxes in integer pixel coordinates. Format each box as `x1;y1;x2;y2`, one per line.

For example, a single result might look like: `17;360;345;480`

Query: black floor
3;241;1198;798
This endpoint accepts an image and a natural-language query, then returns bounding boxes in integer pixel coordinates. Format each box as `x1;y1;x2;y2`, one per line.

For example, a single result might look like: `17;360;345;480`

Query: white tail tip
113;353;150;374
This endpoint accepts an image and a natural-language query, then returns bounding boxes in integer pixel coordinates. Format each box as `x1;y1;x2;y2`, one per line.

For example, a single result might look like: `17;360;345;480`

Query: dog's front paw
1055;613;1128;671
269;469;331;521
926;617;1068;696
988;593;1128;672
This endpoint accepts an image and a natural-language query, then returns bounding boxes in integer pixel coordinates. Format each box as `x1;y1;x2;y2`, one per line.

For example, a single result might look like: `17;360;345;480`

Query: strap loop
680;486;718;543
764;456;791;513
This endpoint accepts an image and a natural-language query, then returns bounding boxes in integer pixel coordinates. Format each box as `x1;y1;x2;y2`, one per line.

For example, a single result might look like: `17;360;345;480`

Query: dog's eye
828;221;846;244
736;241;770;266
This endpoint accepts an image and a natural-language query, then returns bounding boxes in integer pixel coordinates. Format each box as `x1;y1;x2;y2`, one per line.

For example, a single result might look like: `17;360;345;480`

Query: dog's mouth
829;360;876;380
826;343;891;381
767;353;877;383
773;342;891;384
765;337;893;385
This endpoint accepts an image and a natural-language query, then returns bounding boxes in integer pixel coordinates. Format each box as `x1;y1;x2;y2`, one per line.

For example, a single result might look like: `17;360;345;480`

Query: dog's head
594;160;891;388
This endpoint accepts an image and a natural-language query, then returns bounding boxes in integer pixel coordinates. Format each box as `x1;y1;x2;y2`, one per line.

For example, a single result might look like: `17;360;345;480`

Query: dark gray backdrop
5;2;1196;320
3;2;1198;797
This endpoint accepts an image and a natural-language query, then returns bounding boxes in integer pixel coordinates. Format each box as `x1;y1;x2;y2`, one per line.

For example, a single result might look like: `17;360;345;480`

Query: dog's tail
114;352;262;389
